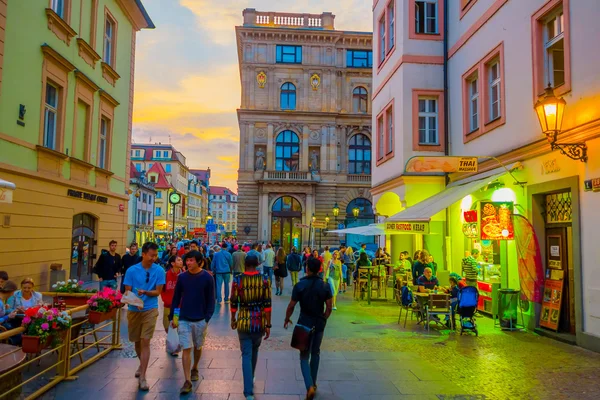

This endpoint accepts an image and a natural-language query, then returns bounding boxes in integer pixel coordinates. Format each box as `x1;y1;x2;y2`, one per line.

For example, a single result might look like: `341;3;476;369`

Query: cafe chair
426;293;453;332
394;288;418;327
354;268;369;300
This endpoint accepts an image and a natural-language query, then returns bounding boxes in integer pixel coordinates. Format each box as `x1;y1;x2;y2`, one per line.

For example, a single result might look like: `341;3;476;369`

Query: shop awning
328;224;384;236
0;178;16;204
385;168;510;223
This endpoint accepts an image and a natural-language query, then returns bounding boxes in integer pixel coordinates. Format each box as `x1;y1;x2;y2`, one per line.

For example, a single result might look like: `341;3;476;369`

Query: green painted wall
0;0;135;195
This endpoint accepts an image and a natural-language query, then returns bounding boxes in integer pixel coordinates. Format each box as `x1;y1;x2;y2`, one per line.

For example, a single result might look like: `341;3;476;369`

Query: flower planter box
88;308;117;324
21;335;51;354
53;295;90;307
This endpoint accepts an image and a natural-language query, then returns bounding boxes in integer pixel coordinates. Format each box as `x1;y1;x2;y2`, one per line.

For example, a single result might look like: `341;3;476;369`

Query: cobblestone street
40;283;600;400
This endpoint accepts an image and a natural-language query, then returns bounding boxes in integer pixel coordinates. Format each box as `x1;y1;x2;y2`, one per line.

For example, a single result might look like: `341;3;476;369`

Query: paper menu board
540;279;564;331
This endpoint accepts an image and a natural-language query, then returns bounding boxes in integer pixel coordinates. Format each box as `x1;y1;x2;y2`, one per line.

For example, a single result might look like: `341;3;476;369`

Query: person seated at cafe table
417;267;439;293
8;278;42;312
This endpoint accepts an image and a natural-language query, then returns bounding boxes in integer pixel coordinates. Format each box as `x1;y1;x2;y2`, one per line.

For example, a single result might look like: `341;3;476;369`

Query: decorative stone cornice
45;8;77;46
101;62;121;86
236;27;372;48
41;45;76;72
76;38;101;69
99;89;120;107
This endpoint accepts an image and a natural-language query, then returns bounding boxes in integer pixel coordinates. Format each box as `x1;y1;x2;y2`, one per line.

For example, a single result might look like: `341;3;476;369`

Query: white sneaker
333;307;337;310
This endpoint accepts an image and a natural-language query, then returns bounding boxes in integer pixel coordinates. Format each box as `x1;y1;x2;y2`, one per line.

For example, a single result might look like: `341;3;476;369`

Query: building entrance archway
70;213;97;282
271;196;303;253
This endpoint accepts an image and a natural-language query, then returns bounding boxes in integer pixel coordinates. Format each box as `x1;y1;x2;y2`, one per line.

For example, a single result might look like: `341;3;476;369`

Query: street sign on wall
206;223;217;233
385;222;430;234
294;223;310;229
312;221;327;229
405;156;478;173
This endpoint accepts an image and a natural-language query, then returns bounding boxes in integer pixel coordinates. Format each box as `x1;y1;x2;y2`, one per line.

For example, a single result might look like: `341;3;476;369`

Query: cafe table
359;266;377;305
414;292;432;325
0;343;26;400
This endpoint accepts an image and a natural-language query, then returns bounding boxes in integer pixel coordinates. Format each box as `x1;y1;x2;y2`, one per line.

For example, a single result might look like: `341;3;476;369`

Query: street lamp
352;206;360;221
325;214;330;224
332;202;340;223
534;84;587;162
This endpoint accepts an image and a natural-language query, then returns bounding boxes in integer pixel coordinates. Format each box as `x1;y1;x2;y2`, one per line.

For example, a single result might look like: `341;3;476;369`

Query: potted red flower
21;306;72;353
87;287;123;324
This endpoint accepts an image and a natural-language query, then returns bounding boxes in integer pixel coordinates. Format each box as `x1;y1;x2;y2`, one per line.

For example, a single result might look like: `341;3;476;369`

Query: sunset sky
132;0;372;191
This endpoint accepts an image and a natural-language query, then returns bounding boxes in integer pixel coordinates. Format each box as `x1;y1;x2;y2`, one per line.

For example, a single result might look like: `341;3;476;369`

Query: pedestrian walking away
161;255;184;355
262;244;275;284
232;246;247;278
230;254;272;400
121;242;141;293
286;247;302;286
212;243;234;303
123;242;166;391
169;250;216;394
284;257;333;400
274;247;288;295
93;240;122;291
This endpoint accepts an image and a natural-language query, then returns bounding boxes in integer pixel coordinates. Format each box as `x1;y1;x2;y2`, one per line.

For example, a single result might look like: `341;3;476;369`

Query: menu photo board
540;279;564;331
479;201;514;240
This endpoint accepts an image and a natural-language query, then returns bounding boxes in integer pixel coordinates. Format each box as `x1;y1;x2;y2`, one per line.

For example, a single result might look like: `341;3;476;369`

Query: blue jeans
300;329;324;390
215;273;231;303
263;266;273;284
238;331;262;397
99;279;117;291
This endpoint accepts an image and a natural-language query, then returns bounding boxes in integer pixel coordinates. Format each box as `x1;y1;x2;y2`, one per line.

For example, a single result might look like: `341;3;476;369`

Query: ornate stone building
236;9;373;251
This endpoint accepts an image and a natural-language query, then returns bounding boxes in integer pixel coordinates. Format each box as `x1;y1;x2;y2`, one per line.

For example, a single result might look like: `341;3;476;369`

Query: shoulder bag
290;279;318;351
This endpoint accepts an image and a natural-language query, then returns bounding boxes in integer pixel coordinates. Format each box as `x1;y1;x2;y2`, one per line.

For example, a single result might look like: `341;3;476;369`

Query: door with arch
345;198;376;251
70;213;97;282
271;196;303;253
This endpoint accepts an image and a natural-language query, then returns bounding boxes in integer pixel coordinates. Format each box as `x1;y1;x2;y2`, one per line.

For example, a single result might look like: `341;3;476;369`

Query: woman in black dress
274;247;288;295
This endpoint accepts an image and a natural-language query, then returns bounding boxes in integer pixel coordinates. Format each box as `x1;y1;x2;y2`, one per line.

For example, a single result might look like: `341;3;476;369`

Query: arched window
346;198;375;219
272;196;302;213
353;87;368;113
275;130;300;171
280;82;296;110
348;134;372;175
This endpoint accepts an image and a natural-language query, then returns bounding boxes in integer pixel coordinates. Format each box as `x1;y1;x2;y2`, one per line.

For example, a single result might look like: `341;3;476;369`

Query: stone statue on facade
255;148;265;171
310;150;319;172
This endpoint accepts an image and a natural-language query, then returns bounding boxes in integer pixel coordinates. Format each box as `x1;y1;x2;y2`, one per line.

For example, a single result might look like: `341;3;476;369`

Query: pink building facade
372;0;600;351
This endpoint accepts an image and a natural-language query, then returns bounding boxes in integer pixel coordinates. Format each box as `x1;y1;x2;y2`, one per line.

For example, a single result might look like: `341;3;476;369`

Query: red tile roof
131;144;179;162
190;169;210;181
130;162;140;179
210;186;237;196
146;162;172;189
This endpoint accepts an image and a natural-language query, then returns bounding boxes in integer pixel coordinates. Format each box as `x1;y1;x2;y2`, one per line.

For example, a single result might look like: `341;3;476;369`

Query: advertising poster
540;279;564;331
479;201;514;240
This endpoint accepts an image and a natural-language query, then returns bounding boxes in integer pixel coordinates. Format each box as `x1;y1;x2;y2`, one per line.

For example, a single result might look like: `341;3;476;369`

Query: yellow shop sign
385;222;430;234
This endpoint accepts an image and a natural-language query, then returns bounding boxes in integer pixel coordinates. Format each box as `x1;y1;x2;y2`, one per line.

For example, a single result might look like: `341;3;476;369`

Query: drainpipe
443;0;451;271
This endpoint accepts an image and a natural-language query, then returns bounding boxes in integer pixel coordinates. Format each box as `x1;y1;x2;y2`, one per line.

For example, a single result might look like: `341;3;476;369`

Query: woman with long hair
302;246;312;275
412;249;431;284
342;246;355;292
161;255;184;355
325;250;343;310
9;278;42;311
274;247;288;295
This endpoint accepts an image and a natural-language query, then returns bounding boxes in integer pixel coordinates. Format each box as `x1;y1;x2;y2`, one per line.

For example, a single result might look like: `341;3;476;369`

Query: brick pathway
42;283;600;400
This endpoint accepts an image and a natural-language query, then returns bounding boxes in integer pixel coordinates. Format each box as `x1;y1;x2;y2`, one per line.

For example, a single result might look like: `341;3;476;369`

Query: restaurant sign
584;178;600;192
385;222;430;234
405;156;478;174
67;189;108;204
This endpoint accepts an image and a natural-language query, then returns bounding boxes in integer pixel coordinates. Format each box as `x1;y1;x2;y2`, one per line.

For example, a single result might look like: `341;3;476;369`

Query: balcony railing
262;170;314;182
243;9;334;30
347;174;371;183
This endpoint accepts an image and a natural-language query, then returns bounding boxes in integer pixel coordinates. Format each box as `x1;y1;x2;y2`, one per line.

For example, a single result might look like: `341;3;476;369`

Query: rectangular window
135;163;141;172
141;212;147;225
156;191;161;198
154;150;160;158
468;76;479;132
163;150;169;158
418;97;439;145
379;16;386;63
388;1;395;51
544;10;565;88
135;149;140;157
488;61;501;121
103;16;115;66
386;108;393;154
276;45;302;64
51;0;65;18
142;193;147;203
346;50;373;68
377;116;384;160
415;0;438;34
148;163;153;168
165;164;172;173
98;117;108;169
43;82;59;150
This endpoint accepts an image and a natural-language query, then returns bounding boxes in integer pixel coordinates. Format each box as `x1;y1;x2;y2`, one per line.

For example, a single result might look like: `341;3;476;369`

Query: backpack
401;285;414;307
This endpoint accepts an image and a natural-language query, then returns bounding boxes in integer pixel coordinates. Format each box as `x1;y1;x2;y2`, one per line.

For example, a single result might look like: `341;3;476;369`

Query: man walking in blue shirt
212;243;233;304
123;242;166;391
170;251;215;394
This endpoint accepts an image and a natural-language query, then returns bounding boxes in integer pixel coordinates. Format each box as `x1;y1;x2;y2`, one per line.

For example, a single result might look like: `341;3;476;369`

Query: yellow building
0;1;153;288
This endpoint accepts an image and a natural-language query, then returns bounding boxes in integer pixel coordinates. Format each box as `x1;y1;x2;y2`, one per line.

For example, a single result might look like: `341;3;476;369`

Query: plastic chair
426;293;453;332
394;288;418;327
354;268;369;300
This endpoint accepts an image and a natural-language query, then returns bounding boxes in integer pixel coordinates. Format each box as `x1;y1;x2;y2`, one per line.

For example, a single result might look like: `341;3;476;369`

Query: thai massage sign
479;201;514;240
385;222;430;234
405;156;478;173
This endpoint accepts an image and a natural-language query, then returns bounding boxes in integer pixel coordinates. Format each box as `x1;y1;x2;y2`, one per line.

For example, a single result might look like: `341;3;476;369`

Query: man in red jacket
161;254;183;355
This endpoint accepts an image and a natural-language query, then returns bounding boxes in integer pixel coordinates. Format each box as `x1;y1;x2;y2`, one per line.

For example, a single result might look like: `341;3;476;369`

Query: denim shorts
178;319;208;350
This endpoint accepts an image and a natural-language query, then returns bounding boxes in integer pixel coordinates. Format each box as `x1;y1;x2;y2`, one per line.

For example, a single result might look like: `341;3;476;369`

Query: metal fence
0;299;122;400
